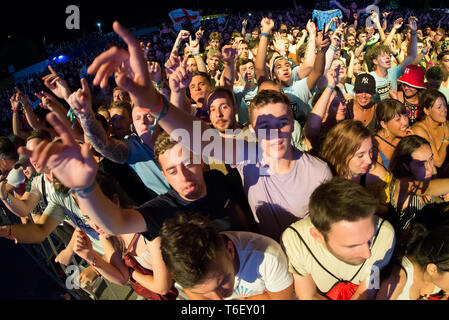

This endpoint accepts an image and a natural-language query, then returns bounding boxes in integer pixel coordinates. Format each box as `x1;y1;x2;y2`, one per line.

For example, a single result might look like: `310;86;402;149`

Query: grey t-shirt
235;149;333;241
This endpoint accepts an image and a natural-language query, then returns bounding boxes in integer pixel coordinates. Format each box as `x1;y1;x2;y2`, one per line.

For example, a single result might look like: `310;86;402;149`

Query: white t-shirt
222;231;293;299
370;65;402;102
281;217;395;294
282;78;313;126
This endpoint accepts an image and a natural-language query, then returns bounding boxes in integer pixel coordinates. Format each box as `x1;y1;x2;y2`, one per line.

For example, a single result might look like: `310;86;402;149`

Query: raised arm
168;55;193;113
384;18;403;47
185;34;207;73
255;17;275;83
0;181;40;218
66;78;130;163
400;16;418;74
296;21;317;80
10;90;30;140
220;44;238;89
371;12;386;42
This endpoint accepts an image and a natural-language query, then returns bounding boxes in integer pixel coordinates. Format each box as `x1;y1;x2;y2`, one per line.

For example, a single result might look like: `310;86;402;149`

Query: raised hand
221;44;238;65
325;68;337;89
195;27;204;41
66;78;93;118
87;21;156;109
306;20;316;35
393;18;404;30
42;66;72;100
273;32;287;55
242;19;248;27
10;87;25;110
18;112;98;190
186;35;200;54
34;91;59;111
164;52;182;76
169;55;192;93
408;16;418;32
260;17;274;34
177;30;190;41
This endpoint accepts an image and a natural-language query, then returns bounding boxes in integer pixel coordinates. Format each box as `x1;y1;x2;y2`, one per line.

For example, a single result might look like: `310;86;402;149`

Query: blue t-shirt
124;134;171;195
282;78;313;127
234;85;259;126
370;65;402;102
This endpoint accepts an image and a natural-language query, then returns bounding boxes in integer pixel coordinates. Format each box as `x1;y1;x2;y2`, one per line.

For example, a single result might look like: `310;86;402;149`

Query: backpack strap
124;234;140;256
287;226;342;282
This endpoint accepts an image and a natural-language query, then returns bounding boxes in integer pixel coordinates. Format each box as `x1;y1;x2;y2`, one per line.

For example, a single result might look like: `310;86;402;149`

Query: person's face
374;51;392;70
347;35;356;47
355;91;373;107
21;160;35;179
159;145;206;201
335;102;348;121
26;138;46;173
402;83;419;99
251;103;293;159
428;265;449;292
132;106;155;138
273;59;292;83
238;62;255;84
348;27;356;36
97;110;110;122
186;57;198;73
408;144;434;180
353;59;362;75
238;43;249;59
435;31;444;42
426;79;442;90
207;56;220;71
251;30;259;40
210;39;220;50
109;107;132;138
425;27;432;35
440;54;449;73
347;137;373;178
383;113;409;138
322;216;376;266
358;33;367;43
208;92;236;133
187;244;236;300
425;97;447;123
189;75;212;104
113;89;130;102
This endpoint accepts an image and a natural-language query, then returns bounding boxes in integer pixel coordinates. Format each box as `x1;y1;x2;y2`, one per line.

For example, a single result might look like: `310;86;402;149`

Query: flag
168;8;201;32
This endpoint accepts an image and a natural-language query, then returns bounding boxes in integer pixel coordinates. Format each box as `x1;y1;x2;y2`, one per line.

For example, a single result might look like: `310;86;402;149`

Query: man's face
21;160;35;179
238;43;249;59
26;138;46;174
323;216;376;266
374;52;392;70
441;54;449;73
207;56;220;71
109;107;132;139
187;245;236;300
132;106;155;138
238;62;255;84
347;35;356;47
435;30;445;42
113;89;130;102
251;102;293;159
251;30;259;40
210;39;220;50
273;58;292;83
159;145;206;201
358;33;367;43
189;75;212;104
186;57;198;73
208;92;236;133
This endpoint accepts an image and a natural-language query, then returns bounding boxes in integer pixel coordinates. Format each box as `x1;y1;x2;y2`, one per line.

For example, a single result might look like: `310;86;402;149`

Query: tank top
396;256;441;300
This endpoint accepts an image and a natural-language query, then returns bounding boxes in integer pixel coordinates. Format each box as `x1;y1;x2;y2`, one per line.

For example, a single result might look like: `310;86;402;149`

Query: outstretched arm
255;17;275;83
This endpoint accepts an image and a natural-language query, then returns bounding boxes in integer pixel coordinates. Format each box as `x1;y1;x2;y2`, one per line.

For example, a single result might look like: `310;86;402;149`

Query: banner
168;8;201;32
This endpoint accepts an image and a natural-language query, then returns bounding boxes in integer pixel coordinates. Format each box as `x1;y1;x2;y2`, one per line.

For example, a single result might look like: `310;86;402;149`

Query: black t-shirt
138;170;236;241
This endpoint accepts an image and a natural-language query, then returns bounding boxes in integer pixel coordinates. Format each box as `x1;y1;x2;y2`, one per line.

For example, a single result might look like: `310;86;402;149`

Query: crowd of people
2;1;449;300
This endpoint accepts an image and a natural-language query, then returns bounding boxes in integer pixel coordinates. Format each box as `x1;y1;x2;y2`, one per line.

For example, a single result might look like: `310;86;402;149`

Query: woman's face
425;97;447;123
353;60;362;75
408;144;434;180
347;137;373;178
356;92;373;107
331;60;346;83
383;113;409;138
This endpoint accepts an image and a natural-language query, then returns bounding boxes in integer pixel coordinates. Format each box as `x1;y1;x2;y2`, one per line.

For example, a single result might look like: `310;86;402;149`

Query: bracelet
11;109;18;113
89;254;98;267
260;32;270;38
326;85;335;91
71;181;96;196
329;46;338;52
1;194;7;201
148;95;169;130
441;137;449;143
192;53;201;57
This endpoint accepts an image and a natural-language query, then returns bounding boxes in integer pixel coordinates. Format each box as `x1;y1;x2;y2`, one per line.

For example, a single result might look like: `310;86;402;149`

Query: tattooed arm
67;78;130;164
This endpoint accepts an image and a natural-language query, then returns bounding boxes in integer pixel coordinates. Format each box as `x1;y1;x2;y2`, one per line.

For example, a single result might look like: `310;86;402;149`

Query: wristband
260;32;270;38
326;85;335;91
12;109;19;113
329;46;338;52
411;31;417;36
148;95;169;130
192;53;201;57
71;181;96;196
